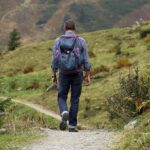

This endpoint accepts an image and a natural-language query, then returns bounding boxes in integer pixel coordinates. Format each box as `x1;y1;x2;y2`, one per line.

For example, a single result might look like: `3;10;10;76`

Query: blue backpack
55;36;84;72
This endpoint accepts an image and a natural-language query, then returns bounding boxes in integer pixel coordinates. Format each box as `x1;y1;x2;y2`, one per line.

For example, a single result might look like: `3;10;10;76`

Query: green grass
115;112;150;150
0;98;59;149
0;129;40;150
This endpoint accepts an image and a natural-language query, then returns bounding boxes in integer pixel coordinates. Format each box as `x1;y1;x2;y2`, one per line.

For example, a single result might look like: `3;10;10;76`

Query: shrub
116;56;131;69
140;25;150;38
107;68;150;122
8;28;21;51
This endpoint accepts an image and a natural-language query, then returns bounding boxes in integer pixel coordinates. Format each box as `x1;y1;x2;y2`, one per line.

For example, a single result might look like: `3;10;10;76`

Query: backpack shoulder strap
75;36;84;52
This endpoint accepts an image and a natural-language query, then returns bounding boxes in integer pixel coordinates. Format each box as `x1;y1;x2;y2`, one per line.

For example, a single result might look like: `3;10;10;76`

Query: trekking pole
46;79;58;92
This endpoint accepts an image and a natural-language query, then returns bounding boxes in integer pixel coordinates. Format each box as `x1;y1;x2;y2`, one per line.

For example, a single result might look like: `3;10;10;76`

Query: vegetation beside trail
115;112;150;150
0;22;150;149
0;98;58;150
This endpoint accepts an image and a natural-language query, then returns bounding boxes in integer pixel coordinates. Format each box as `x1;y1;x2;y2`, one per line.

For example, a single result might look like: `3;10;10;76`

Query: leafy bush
8;29;21;51
140;25;150;38
107;68;150;122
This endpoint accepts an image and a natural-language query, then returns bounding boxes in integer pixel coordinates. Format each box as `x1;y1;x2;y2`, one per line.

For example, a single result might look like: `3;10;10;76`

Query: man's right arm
51;38;59;83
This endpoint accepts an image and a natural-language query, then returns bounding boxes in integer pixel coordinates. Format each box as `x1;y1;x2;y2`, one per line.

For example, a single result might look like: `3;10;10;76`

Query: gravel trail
21;129;118;150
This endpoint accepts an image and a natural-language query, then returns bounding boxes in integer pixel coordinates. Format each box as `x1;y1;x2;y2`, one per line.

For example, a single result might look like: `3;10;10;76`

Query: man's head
64;20;76;31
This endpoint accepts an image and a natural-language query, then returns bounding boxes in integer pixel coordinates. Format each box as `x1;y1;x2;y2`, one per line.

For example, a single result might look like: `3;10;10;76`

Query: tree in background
8;28;21;51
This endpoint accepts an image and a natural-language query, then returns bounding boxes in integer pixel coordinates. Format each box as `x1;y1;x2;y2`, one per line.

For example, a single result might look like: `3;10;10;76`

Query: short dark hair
64;20;76;31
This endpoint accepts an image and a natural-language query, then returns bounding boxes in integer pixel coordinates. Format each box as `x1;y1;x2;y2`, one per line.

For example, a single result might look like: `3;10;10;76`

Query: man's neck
65;30;75;33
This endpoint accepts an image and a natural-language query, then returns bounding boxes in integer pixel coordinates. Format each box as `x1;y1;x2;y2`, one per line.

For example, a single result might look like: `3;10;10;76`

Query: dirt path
21;129;117;150
0;96;61;121
0;96;120;150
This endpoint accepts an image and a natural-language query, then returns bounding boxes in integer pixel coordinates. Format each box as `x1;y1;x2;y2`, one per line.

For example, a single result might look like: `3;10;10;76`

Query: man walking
51;20;91;132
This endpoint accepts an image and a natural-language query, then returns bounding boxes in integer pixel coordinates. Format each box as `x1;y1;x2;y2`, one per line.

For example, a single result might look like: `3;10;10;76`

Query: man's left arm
81;39;91;86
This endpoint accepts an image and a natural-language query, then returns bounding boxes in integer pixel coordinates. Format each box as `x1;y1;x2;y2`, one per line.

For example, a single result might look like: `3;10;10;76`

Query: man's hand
52;74;57;85
46;74;57;92
85;71;91;86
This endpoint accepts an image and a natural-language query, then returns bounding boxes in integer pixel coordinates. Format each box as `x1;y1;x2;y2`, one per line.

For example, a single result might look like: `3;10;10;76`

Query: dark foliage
8;29;21;51
107;68;150;121
140;26;150;38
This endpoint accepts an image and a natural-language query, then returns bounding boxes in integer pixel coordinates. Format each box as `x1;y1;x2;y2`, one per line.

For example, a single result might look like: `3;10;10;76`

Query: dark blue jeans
58;72;83;127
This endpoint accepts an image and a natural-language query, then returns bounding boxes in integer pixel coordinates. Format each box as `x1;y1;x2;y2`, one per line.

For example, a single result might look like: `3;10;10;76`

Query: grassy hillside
0;22;150;149
0;98;58;150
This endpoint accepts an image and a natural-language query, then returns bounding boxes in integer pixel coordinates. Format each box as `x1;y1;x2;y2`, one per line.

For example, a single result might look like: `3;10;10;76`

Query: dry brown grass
26;82;40;90
91;65;109;76
144;34;150;43
88;51;96;58
116;56;131;69
23;65;34;74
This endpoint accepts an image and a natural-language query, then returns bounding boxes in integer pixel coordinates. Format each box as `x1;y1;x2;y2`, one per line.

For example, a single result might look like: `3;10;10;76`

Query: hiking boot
59;111;69;131
68;128;78;132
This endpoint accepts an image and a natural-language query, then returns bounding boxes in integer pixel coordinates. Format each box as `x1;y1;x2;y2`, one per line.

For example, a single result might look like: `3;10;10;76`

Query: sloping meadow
0;24;150;129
